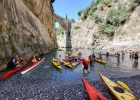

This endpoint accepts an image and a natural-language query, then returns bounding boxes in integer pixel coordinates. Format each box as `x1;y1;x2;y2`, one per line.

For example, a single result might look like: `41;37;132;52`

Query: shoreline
0;74;139;99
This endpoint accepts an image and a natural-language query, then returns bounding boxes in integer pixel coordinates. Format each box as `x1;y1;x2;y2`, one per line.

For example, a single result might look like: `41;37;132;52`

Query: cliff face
0;0;57;61
111;6;140;51
71;0;140;52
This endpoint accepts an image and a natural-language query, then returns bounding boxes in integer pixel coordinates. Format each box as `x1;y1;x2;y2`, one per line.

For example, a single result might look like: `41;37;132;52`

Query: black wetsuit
6;57;16;70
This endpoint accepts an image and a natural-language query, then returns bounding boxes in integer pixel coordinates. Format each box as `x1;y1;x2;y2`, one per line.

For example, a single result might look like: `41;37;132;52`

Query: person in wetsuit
6;55;20;70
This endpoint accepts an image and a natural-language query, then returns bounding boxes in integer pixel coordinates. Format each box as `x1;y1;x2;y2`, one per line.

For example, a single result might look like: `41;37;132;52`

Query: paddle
117;81;140;100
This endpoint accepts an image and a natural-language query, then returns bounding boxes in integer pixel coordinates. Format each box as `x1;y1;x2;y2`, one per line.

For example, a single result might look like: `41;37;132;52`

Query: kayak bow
82;78;107;100
52;58;62;70
0;61;28;79
21;57;45;74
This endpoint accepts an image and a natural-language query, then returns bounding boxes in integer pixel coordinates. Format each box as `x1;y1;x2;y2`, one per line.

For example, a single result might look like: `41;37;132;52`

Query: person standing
77;52;82;61
132;52;135;59
117;52;120;63
88;55;93;66
134;52;139;62
106;52;109;57
99;52;102;60
122;51;125;57
92;53;96;59
129;52;132;58
80;58;90;74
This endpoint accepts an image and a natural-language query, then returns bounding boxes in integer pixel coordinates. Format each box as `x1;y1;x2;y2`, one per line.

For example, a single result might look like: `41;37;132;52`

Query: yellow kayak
99;73;138;100
52;58;62;70
65;50;76;54
0;64;7;71
62;59;73;68
94;59;107;64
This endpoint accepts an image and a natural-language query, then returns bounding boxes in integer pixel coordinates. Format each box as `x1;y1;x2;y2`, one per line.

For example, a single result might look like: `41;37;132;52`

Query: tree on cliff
51;0;55;3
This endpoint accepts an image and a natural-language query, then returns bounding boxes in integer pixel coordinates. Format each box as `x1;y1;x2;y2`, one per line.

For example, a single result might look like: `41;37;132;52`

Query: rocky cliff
0;0;57;61
71;0;140;52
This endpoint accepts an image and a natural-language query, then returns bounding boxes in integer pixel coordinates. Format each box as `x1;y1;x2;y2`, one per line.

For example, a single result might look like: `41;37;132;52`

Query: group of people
130;52;139;62
5;54;43;71
3;50;139;74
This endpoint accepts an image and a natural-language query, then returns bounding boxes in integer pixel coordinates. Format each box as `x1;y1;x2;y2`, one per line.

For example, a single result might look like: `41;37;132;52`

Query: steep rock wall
0;0;57;61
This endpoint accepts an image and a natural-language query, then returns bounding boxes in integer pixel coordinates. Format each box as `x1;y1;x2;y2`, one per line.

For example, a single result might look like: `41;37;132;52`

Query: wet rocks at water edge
0;74;140;100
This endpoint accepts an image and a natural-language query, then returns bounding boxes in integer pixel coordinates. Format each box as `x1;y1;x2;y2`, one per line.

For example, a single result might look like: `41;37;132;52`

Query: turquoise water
17;48;140;86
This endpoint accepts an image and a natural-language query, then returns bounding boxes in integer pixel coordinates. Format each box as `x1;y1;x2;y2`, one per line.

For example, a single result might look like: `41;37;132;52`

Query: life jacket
81;58;88;68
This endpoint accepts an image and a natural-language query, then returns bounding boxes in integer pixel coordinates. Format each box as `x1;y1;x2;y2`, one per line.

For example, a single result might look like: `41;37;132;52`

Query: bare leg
83;68;85;74
87;69;90;73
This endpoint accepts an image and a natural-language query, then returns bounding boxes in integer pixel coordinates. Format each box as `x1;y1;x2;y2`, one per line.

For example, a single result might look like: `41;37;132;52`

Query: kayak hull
82;78;107;100
21;57;45;74
0;62;27;79
65;50;76;54
62;59;73;68
52;58;62;70
94;59;107;64
99;73;137;100
100;53;118;57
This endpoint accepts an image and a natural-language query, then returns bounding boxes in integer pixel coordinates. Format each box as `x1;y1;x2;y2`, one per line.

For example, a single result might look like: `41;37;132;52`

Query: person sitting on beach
14;55;20;65
66;54;72;61
80;58;90;74
32;56;37;63
6;55;20;70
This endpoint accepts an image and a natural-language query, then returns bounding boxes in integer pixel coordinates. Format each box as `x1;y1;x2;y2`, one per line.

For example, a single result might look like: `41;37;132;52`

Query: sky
53;0;93;20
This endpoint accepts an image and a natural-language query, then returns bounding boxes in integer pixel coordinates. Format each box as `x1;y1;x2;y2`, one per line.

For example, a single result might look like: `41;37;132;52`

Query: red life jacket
81;58;88;68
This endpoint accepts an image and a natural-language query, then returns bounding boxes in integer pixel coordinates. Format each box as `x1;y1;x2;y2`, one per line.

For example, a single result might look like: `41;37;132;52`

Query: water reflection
117;57;120;66
132;61;138;68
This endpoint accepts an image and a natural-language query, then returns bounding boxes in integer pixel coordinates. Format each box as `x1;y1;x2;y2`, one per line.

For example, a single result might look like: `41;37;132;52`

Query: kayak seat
113;86;124;93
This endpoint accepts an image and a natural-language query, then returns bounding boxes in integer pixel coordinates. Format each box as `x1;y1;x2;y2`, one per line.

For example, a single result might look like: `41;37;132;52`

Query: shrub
78;10;82;17
103;0;111;6
107;9;129;26
88;6;98;16
74;26;80;30
95;0;103;5
81;10;88;20
99;24;115;36
94;15;103;23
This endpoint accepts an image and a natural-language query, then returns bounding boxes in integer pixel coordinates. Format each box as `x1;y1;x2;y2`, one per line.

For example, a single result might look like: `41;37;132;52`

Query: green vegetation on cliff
78;0;140;36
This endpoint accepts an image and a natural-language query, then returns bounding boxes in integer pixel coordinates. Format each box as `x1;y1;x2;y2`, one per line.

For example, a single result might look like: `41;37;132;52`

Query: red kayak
21;57;45;74
0;61;28;80
82;78;107;100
